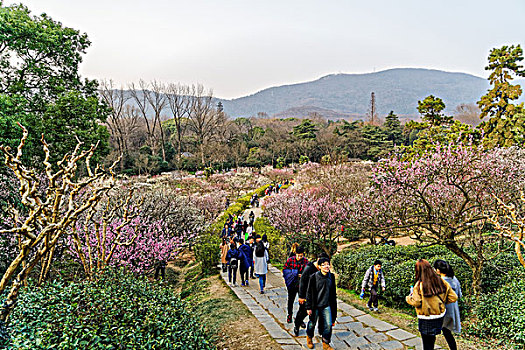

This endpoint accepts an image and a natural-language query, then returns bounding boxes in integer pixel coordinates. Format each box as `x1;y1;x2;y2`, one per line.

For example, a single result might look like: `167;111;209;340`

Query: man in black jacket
293;253;326;336
305;257;337;350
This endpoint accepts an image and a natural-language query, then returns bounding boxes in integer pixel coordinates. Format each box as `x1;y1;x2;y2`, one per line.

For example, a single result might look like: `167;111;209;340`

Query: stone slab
356;314;398;332
364;333;388;343
385;328;416;341
345;336;370;348
379;340;404;350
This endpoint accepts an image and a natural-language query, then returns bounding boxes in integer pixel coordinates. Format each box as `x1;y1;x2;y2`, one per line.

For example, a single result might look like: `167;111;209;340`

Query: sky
5;0;524;99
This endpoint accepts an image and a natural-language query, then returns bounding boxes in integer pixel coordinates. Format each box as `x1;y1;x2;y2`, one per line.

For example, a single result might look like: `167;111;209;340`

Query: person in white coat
253;234;269;294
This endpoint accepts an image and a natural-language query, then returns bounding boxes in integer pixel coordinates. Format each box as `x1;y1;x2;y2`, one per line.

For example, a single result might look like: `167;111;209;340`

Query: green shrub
194;229;221;274
254;217;288;264
194;183;270;272
333;245;474;308
5;268;214;350
468;278;525;347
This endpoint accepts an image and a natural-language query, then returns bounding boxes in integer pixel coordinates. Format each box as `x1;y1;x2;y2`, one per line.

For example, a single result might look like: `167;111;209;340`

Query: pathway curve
222;201;440;349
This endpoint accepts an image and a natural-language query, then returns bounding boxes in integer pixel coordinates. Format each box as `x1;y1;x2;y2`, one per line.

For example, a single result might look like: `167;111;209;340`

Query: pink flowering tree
69;186;205;276
264;187;348;256
352;143;525;294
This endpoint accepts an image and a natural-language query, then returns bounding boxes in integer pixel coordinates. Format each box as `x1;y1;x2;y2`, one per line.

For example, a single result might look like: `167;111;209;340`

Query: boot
322;342;334;350
306;336;314;349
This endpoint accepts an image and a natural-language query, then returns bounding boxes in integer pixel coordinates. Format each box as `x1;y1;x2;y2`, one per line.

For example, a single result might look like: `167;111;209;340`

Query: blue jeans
307;306;332;344
258;274;266;291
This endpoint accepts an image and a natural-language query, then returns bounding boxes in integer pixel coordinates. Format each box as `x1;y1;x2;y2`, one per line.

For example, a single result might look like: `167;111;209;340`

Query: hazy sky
5;0;524;99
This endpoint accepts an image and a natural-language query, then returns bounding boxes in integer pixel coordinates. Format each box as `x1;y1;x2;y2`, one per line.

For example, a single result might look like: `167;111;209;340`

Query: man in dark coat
293;253;325;336
305;257;337;350
238;239;253;286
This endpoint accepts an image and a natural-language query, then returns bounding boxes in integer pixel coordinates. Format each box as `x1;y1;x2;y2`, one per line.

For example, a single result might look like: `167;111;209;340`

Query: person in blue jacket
226;243;241;286
238;239;253;286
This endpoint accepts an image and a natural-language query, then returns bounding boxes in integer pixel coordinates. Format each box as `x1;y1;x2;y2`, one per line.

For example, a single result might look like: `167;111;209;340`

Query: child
360;260;386;311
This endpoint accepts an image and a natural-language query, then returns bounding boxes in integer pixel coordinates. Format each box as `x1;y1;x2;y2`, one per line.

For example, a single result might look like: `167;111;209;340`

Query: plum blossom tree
0;124;117;322
264;187;348;256
352;143;525;294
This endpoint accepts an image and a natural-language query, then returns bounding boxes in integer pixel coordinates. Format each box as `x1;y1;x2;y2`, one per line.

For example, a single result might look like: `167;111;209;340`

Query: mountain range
217;68;525;120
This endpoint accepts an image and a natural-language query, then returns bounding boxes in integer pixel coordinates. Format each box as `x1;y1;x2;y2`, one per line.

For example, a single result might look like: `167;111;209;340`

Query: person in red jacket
282;246;309;324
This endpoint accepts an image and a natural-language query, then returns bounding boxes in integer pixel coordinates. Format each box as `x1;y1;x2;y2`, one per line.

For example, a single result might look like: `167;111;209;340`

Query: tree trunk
445;240;483;296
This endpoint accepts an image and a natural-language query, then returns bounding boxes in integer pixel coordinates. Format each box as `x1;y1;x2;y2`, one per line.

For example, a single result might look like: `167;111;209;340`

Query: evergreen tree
477;44;525;147
383;111;403;145
417;95;452;126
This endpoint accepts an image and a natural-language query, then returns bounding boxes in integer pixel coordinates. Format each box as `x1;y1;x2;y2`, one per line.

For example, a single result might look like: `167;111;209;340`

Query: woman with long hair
433;260;462;350
406;259;458;350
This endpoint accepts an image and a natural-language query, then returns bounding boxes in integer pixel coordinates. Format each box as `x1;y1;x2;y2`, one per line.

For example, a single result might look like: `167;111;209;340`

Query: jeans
240;269;249;284
287;285;298;316
306;306;333;344
228;265;238;284
368;285;378;308
259;274;266;291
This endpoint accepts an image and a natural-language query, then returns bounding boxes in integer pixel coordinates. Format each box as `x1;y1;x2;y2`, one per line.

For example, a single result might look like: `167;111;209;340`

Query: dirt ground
167;253;281;350
205;274;282;350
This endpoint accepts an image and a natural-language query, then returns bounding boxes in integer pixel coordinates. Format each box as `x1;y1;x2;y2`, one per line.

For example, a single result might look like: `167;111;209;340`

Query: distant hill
217;68;525;119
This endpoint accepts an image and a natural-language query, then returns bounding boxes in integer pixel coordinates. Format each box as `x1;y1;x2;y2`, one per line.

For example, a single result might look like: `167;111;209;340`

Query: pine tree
477;45;525;147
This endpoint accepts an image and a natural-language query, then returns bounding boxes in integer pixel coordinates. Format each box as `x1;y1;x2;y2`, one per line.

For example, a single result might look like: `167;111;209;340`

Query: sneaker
260;290;264;294
287;315;292;323
368;306;374;311
293;326;299;336
241;283;245;286
232;283;237;287
246;280;249;286
373;307;379;312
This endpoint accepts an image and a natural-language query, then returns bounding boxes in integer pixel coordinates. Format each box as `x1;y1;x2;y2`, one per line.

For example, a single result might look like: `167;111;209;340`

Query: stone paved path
220;264;442;350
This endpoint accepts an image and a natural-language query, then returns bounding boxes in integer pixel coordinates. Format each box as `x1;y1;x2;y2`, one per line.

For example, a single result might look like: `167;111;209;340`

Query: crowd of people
219;182;461;350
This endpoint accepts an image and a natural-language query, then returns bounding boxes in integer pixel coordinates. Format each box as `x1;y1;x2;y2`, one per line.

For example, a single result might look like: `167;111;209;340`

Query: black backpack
255;242;266;258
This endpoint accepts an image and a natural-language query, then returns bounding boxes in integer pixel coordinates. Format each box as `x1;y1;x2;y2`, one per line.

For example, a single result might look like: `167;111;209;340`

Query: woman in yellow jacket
406;259;458;350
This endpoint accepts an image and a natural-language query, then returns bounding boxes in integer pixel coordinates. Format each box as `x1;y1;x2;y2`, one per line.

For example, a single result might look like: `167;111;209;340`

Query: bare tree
129;80;168;161
0;125;117;322
166;83;191;164
99;80;130;170
187;84;225;166
454;103;482;126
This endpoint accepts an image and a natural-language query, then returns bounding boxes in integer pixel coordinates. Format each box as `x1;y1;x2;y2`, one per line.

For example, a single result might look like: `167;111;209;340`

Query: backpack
229;250;239;267
255;241;266;258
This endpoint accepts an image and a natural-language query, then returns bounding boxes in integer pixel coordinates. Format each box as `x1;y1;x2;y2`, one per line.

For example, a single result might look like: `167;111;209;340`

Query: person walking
293;252;326;336
360;260;386;311
226;243;241;286
305;256;337;350
433;260;462;350
238;239;253;286
406;259;458;350
247;236;256;279
282;246;309;324
253;234;269;294
220;238;229;273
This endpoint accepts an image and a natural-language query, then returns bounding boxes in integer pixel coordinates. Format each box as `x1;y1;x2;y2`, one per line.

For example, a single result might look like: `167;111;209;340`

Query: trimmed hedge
4;268;214;349
254;217;288;264
469;277;525;348
332;244;524;309
194;184;270;272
